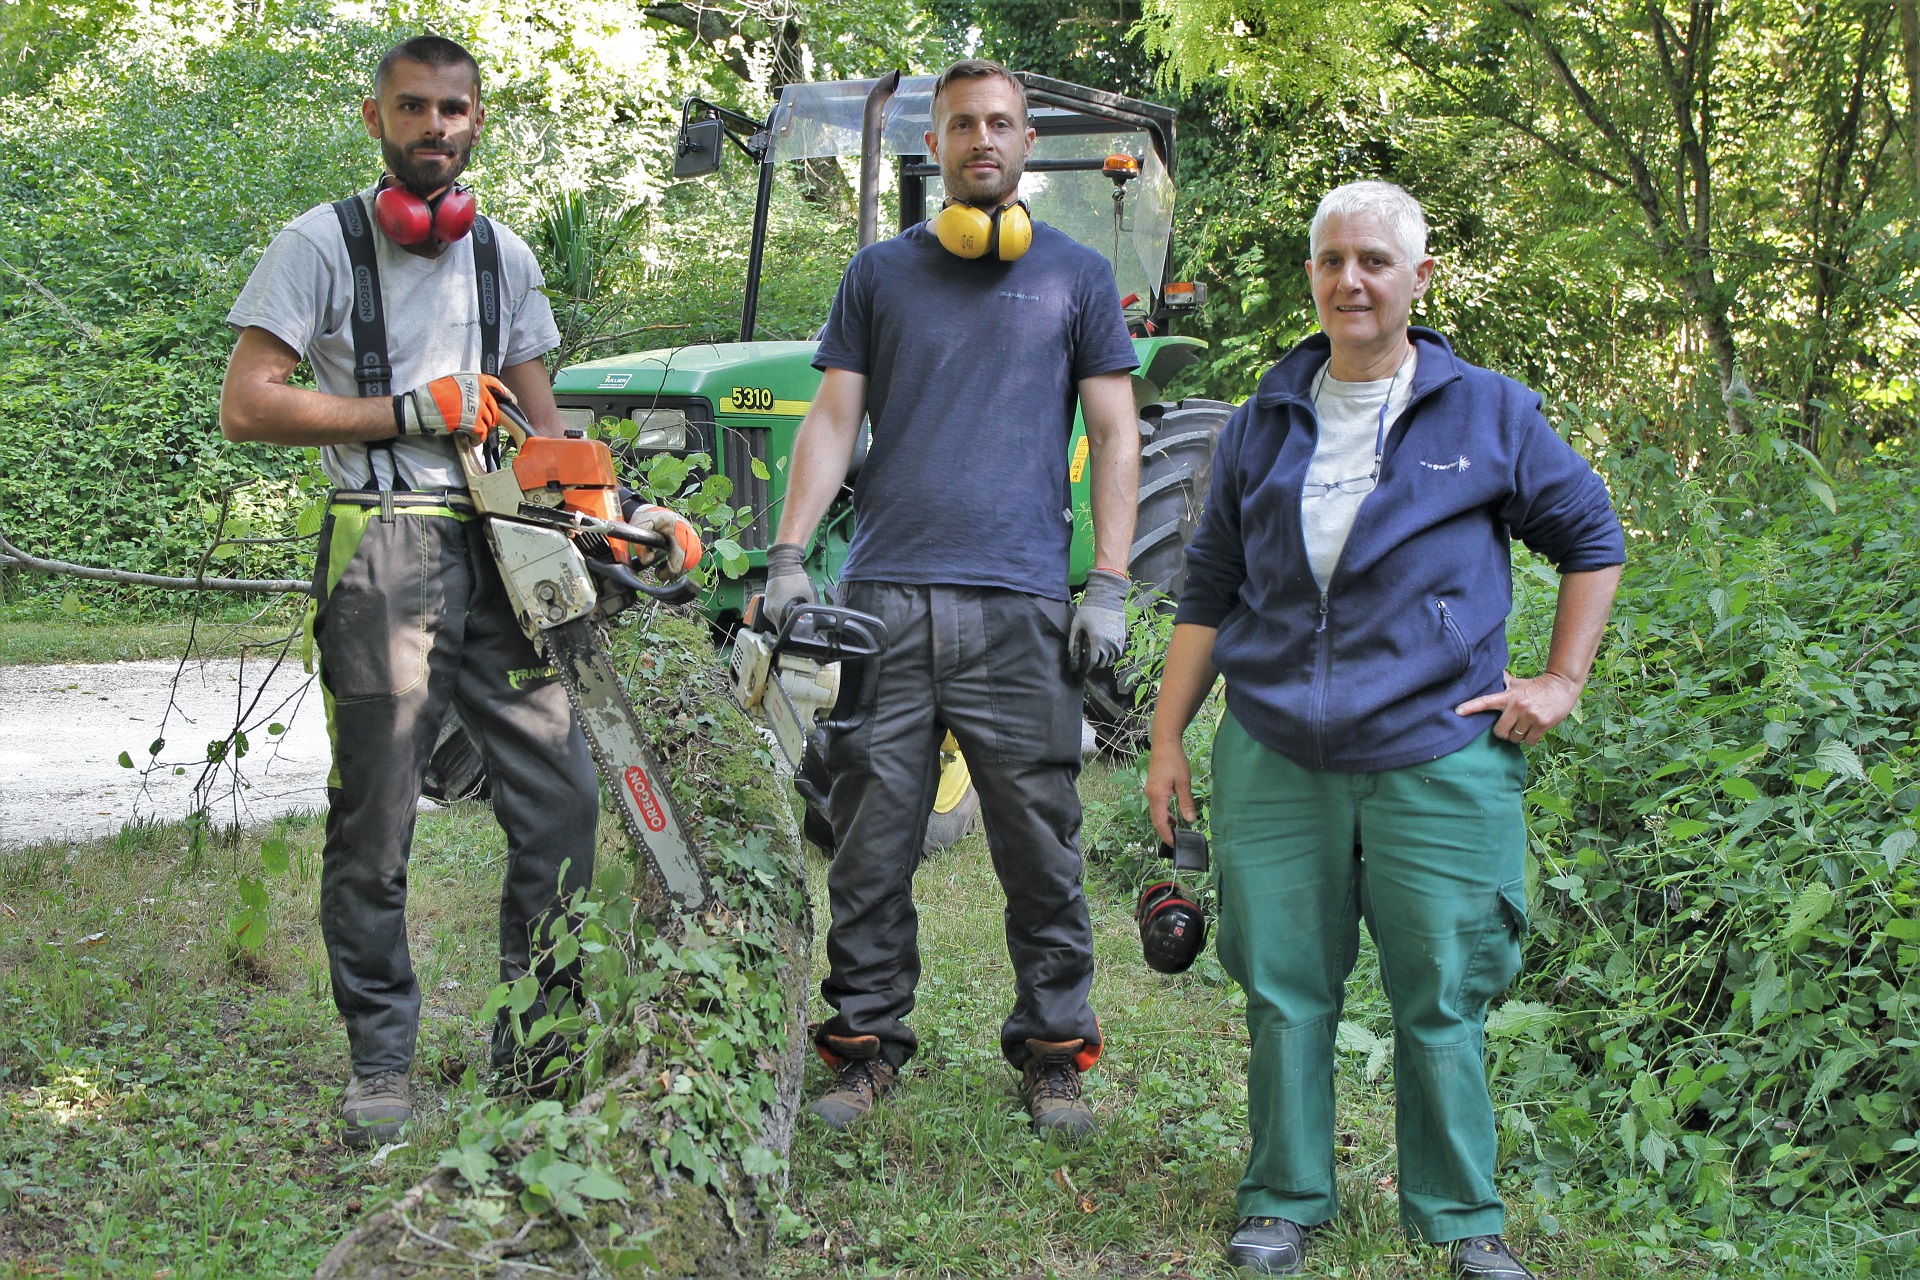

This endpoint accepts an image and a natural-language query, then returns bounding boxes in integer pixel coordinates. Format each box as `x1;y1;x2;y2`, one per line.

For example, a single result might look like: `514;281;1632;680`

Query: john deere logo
624;765;667;832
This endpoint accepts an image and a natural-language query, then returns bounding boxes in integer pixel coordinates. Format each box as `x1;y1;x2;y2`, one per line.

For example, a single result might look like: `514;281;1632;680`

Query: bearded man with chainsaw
218;35;694;1146
767;58;1142;1137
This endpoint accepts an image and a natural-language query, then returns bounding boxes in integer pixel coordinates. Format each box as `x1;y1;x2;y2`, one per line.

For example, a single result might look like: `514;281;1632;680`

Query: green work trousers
1210;712;1529;1243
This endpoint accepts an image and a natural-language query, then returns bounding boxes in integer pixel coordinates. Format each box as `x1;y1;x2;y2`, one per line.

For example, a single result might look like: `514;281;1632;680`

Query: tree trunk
1902;0;1920;196
314;617;814;1279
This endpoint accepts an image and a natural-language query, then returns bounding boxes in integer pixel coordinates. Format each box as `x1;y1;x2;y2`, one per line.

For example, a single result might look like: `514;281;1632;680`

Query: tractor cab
670;71;1200;341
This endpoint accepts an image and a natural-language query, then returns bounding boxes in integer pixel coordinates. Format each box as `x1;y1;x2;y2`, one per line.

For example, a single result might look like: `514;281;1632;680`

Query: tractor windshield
769;76;1175;309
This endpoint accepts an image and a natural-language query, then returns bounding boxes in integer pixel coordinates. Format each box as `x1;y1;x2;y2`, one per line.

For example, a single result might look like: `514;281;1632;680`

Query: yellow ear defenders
932;198;1033;262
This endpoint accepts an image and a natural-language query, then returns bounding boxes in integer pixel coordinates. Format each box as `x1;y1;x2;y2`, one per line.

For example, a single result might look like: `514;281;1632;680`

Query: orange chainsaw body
512;435;630;562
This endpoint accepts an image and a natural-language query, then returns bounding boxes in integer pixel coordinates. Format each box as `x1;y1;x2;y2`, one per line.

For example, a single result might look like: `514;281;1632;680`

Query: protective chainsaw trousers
1209;713;1529;1244
815;582;1099;1070
311;502;599;1075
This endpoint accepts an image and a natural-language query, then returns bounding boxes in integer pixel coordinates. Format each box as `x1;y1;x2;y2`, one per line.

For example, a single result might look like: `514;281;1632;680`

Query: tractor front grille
721;425;773;550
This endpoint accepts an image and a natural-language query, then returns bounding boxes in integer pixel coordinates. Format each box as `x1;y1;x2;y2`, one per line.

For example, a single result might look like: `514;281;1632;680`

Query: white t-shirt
226;188;560;492
1301;349;1417;590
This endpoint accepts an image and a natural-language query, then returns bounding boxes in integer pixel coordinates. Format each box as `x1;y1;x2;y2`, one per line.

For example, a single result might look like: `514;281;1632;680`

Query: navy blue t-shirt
812;221;1139;600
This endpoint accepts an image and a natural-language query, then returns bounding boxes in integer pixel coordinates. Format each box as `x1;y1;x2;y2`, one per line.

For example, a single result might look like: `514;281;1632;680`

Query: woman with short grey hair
1146;180;1624;1279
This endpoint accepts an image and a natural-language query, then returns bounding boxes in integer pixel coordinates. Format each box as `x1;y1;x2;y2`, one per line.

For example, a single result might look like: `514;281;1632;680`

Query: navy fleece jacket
1175;328;1625;773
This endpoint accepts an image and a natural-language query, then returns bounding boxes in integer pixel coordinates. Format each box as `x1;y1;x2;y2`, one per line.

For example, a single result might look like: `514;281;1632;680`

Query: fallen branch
0;252;101;342
0;527;311;595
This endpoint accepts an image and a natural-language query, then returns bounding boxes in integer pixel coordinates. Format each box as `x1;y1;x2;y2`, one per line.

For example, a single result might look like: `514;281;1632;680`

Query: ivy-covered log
316;612;811;1279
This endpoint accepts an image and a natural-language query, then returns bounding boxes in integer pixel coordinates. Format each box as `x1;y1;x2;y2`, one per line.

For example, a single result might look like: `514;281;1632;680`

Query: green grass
0;762;1854;1277
0;603;304;666
768;761;1722;1280
0;804;508;1278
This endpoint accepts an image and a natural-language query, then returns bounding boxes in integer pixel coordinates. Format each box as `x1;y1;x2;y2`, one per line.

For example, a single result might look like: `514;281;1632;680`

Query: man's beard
944;158;1022;209
382;136;471;198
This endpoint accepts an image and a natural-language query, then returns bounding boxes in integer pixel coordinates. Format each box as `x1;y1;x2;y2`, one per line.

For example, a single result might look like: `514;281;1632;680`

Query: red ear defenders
932;198;1032;261
374;179;476;246
1137;880;1208;974
1136;827;1210;974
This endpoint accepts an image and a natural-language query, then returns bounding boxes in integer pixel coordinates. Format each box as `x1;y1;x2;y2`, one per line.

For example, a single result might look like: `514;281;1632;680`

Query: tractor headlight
631;409;689;451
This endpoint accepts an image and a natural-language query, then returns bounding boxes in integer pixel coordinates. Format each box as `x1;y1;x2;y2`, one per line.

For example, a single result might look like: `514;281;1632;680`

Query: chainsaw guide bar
544;617;712;912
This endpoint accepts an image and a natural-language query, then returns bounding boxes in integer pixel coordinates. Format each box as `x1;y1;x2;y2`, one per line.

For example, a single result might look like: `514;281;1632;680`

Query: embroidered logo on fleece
1420;455;1472;473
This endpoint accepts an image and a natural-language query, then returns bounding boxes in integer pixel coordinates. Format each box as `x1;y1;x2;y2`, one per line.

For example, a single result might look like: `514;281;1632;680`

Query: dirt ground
0;656;333;847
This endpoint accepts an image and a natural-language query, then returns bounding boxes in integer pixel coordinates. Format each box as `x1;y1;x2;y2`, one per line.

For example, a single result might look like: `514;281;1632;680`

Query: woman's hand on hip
1456;669;1582;747
1145;742;1197;846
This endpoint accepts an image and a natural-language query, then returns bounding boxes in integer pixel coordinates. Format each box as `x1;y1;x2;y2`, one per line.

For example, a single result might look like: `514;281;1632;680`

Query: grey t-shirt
226;189;559;491
1301;349;1417;590
812;221;1139;599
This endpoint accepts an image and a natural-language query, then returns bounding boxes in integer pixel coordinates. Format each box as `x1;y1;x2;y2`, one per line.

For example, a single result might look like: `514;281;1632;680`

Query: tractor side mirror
673;118;724;179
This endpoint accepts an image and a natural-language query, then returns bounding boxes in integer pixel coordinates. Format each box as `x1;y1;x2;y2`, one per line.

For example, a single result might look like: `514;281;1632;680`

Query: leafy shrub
1505;436;1920;1261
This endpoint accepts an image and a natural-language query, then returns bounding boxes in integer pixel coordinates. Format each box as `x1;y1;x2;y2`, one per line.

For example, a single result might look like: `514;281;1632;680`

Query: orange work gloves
622;503;703;577
395;372;517;439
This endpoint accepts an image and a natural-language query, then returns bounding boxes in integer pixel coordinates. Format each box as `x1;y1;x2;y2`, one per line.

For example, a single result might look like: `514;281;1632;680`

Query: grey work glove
1069;568;1129;678
763;541;815;629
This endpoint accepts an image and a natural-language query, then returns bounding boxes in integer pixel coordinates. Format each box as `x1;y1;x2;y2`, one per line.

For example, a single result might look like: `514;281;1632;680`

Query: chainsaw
729;595;887;776
457;402;713;912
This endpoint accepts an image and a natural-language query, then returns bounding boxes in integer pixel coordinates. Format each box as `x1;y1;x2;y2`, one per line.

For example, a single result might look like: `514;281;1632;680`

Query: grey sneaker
341;1070;412;1147
808;1034;897;1130
1226;1216;1307;1274
1020;1038;1098;1138
1453;1235;1534;1279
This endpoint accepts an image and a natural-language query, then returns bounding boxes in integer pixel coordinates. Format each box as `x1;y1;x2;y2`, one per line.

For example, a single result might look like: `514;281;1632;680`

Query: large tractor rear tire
1083;398;1234;756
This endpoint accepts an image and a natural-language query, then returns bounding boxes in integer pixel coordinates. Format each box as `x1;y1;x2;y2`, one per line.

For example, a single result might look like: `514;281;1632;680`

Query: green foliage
1503;436;1920;1258
1136;0;1920;437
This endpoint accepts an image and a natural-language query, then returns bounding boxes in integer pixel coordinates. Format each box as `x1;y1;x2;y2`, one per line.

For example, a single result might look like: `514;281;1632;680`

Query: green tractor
431;72;1230;852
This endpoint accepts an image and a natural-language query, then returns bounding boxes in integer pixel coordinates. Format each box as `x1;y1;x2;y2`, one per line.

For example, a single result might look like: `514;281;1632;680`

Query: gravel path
0;656;333;847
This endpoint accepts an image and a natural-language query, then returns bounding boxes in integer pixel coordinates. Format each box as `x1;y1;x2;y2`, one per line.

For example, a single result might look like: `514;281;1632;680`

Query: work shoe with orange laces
1021;1038;1098;1138
808;1034;898;1130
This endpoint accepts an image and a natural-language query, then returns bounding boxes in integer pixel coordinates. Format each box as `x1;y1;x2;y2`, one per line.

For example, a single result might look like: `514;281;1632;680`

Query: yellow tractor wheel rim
933;731;972;813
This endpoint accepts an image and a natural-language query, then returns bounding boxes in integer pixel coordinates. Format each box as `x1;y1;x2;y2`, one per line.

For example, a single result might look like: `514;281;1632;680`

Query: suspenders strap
331;196;392;399
471;215;502;377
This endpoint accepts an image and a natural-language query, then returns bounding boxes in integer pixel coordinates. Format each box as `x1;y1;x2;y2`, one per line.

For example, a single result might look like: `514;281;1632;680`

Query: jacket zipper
1436;599;1469;675
1312;590;1331;768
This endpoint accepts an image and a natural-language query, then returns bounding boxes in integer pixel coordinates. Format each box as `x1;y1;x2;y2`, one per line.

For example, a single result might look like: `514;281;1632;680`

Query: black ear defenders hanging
932;198;1033;262
374;176;477;247
1137;826;1210;974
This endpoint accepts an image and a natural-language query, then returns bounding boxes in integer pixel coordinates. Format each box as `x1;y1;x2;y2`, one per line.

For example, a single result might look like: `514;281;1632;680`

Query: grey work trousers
312;502;599;1076
815;582;1099;1070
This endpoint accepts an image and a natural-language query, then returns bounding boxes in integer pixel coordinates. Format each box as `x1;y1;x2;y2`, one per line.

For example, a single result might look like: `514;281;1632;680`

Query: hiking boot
808;1034;897;1130
1020;1038;1097;1138
1453;1235;1534;1279
1225;1216;1307;1274
340;1070;411;1147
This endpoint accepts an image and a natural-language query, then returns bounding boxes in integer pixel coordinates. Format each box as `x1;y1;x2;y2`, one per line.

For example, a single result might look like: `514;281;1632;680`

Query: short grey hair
1309;181;1429;264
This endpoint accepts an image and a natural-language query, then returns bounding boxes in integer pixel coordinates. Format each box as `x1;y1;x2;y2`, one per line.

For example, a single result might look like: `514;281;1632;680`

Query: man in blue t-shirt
765;58;1142;1137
